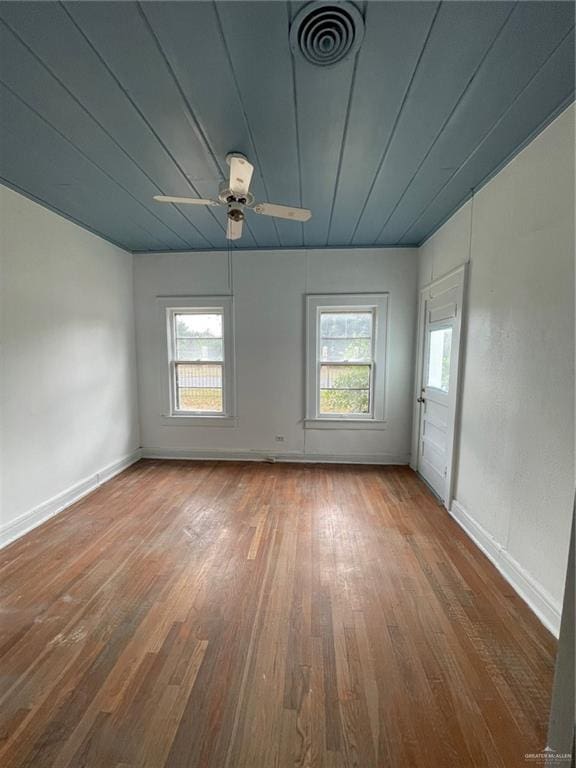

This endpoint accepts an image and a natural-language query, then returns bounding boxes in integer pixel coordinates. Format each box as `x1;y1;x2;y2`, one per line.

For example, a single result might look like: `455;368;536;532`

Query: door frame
411;263;468;509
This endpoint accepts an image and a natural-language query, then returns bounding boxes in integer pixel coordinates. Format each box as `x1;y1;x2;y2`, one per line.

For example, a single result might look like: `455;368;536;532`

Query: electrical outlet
274;435;285;442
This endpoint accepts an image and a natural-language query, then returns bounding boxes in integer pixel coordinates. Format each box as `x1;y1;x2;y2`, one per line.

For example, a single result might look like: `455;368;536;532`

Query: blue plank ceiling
0;1;573;252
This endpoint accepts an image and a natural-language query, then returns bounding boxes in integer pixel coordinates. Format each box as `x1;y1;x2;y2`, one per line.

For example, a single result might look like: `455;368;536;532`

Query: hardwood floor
0;460;556;767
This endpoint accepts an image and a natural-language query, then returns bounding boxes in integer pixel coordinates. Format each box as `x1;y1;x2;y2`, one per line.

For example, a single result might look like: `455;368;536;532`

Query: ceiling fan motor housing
218;180;254;208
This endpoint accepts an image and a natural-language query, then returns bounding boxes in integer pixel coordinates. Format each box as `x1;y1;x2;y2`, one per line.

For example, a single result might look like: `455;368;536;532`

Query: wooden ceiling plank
291;25;357;245
0;1;572;251
381;2;575;244
1;2;221;250
351;1;514;247
0;83;186;252
0;13;210;250
64;1;239;249
401;30;575;245
141;1;280;249
327;1;438;247
214;1;303;247
0;118;163;251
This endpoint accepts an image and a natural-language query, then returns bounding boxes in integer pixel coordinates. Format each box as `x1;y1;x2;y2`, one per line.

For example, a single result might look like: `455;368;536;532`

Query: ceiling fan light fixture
227;206;245;222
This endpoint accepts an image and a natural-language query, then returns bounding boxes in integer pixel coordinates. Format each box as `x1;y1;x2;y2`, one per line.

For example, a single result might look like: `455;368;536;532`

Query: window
173;312;224;413
427;326;452;393
159;296;235;423
306;294;388;427
319;312;373;415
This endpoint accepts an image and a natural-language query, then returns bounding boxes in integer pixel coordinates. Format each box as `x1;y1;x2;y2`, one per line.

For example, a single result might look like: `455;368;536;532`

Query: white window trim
305;293;388;430
157;296;236;426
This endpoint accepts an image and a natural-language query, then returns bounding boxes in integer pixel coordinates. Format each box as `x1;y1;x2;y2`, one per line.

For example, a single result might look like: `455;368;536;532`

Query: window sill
161;414;238;427
304;418;387;431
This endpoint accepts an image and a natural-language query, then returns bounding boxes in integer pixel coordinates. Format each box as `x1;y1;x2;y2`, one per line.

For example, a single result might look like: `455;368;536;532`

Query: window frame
305;294;388;429
157;296;236;425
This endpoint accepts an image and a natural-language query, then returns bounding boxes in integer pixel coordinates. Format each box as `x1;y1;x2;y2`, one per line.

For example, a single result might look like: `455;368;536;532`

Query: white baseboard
0;449;143;550
449;500;561;637
142;447;410;465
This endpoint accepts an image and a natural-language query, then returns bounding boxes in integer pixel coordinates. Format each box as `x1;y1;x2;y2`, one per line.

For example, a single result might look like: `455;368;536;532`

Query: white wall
135;247;418;463
418;104;575;631
0;185;140;543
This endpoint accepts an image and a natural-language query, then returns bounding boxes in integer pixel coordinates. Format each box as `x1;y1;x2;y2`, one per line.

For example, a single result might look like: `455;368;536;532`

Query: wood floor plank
0;460;556;767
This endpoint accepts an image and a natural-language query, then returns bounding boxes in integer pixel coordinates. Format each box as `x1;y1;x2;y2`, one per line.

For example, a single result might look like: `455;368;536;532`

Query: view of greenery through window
319;311;373;415
174;313;223;412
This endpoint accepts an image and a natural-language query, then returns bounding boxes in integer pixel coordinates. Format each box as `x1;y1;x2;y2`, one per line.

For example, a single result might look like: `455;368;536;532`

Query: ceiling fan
153;152;312;241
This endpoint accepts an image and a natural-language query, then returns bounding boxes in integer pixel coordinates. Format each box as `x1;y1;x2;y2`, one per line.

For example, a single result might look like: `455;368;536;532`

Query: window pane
320;313;347;338
175;313;222;338
320;364;370;389
178;388;223;411
175;364;223;412
320;312;372;338
427;327;452;392
176;338;223;361
320;389;370;414
319;365;370;414
320;338;371;362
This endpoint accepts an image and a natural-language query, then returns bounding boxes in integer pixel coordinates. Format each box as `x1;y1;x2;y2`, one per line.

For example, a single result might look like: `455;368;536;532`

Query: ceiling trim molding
130;243;418;256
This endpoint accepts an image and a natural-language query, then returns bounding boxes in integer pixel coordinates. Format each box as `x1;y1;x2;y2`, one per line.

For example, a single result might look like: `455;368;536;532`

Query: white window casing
157;296;236;426
305;293;388;430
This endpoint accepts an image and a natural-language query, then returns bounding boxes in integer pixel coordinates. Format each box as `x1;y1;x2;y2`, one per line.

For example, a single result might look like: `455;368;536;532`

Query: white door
414;267;466;506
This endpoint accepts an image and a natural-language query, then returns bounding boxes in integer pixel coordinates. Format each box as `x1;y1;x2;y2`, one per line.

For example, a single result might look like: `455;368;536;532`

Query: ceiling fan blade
252;203;311;222
228;156;254;196
226;217;243;241
153;195;219;206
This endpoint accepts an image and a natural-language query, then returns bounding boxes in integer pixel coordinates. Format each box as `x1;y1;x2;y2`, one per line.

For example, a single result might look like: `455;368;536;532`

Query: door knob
417;396;425;403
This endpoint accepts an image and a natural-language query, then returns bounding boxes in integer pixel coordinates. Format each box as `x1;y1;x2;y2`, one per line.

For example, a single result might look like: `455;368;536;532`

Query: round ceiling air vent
290;2;364;67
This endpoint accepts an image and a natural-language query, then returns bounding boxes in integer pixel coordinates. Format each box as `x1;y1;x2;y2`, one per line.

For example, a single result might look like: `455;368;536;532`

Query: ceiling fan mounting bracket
225;151;248;166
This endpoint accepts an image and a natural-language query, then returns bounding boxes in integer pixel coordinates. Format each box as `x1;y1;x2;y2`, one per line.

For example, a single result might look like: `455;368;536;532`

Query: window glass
320;312;372;338
427;327;452;392
320;311;373;363
319;364;371;415
175;313;223;362
175;314;222;338
175;338;223;361
318;310;374;415
320;338;371;362
175;363;223;412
